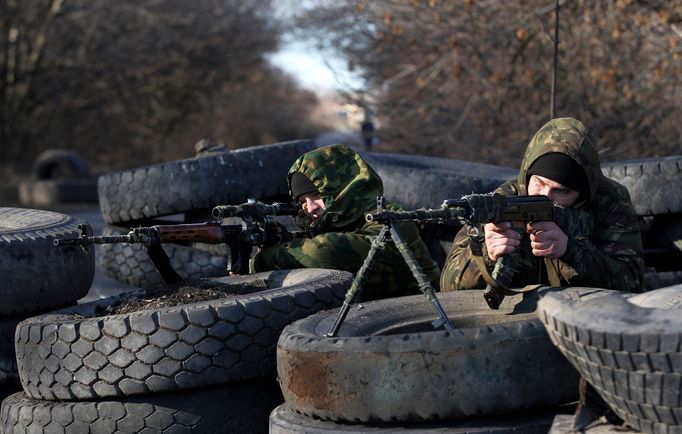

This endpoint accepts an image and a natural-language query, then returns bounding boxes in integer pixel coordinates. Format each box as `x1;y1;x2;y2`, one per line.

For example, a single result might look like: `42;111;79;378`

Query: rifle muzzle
212;205;235;219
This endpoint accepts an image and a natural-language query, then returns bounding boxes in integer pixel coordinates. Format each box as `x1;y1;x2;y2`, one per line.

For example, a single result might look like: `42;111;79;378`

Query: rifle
327;196;457;337
55;200;301;283
365;193;592;310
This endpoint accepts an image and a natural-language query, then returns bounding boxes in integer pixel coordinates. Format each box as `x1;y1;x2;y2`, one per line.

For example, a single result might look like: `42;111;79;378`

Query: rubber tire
644;215;682;252
538;286;682;434
601;156;682;216
0;208;95;315
16;269;353;401
0;306;81;388
270;403;567;434
643;270;682;291
98;225;229;289
0;315;26;386
32;149;90;180
1;376;282;434
360;152;517;209
277;289;580;423
97;140;317;224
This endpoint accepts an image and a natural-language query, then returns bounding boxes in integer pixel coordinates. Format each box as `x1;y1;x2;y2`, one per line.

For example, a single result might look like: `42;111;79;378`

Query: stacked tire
95;140;317;288
272;289;581;432
538;285;682;434
602;156;682;290
0;208;95;394
18;150;98;207
1;269;353;433
97;140;317;225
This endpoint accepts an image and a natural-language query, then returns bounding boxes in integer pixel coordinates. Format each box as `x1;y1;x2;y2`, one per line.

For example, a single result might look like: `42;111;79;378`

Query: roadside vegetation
1;0;680;180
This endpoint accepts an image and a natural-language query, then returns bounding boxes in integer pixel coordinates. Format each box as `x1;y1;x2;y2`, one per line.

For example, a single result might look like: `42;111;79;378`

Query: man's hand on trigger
527;221;568;259
484;222;521;262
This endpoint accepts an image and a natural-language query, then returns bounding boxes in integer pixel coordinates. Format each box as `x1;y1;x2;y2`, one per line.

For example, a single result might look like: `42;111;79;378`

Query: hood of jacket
287;144;383;232
516;117;602;207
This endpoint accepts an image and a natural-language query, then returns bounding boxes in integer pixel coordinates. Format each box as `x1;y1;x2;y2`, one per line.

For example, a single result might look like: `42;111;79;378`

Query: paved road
56;205;136;303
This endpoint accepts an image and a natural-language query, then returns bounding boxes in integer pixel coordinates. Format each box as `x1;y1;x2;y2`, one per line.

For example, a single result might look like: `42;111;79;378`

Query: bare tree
297;0;682;165
0;0;325;174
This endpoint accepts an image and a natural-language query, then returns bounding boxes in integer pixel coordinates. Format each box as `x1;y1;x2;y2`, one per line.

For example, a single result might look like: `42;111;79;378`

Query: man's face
298;192;326;221
527;175;580;207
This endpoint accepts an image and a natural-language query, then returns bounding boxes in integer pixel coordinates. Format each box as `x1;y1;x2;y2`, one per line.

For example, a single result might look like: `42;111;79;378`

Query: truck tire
270;403;565;434
33;149;90;180
538;285;682;434
1;377;282;434
361;152;517;209
601;156;682;216
0;316;25;386
98;225;229;289
0;208;95;315
98;140;317;224
643;270;682;291
16;269;352;401
277;289;580;422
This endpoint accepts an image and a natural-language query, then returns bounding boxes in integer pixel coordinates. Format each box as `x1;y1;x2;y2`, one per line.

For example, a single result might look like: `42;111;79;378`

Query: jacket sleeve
440;226;489;291
556;196;645;292
252;232;370;273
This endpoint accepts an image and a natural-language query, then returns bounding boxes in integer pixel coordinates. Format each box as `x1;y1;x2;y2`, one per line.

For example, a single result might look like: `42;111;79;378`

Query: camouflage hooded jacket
440;118;645;292
253;144;441;299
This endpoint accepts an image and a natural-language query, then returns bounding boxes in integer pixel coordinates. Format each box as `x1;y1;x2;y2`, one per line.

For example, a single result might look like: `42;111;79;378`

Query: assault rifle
55;200;300;283
365;193;592;310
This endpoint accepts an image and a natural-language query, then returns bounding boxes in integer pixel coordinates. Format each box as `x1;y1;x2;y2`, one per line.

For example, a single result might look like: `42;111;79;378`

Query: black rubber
33;149;90;180
538;285;682;434
361;152;517;209
643;270;682;291
98;225;229;289
601;156;682;216
16;269;352;401
644;215;682;253
270;403;569;434
97;140;317;224
1;376;282;434
277;289;580;422
0;315;25;386
0;208;95;315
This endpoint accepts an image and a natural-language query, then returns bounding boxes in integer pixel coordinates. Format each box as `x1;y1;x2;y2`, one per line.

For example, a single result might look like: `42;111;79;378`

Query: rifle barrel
54;234;132;247
366;207;467;224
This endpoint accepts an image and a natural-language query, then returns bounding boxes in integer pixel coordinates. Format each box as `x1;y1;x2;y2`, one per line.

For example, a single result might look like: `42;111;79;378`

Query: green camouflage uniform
440;118;645;292
253;144;441;300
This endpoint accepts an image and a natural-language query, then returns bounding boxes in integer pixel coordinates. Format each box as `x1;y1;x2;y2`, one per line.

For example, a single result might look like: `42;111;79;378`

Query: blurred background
1;0;681;203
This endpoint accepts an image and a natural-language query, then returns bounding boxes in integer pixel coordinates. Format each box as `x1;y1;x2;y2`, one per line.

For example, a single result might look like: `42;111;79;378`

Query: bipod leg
327;225;389;337
389;226;455;332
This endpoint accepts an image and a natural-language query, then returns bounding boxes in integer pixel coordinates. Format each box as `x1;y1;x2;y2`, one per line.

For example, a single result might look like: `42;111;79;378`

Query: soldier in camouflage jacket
441;117;645;292
253;144;441;300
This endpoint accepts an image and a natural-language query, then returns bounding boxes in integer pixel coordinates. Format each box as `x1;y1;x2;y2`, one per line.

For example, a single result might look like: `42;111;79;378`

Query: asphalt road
56;204;136;303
